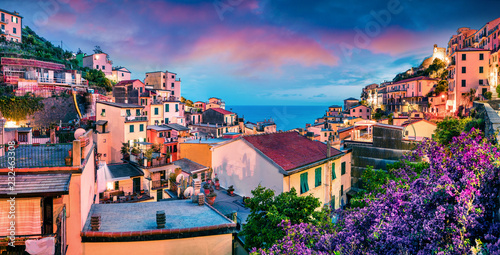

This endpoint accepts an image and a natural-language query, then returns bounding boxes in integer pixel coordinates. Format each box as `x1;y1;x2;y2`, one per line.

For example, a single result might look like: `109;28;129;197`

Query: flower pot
228;190;234;196
206;196;216;206
215;181;220;190
147;161;152;167
204;188;210;196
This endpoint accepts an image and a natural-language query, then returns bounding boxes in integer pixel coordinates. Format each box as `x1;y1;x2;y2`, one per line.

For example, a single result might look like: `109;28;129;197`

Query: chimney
90;214;101;231
156;210;166;229
327;140;331;158
198;193;205;205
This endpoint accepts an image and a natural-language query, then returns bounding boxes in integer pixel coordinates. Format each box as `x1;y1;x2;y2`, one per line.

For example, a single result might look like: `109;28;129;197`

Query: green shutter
140;124;144;132
155;107;159;115
332;163;336;180
341;162;346;175
165;104;169;112
331;195;335;209
129;125;134;133
315;167;321;187
300;172;309;194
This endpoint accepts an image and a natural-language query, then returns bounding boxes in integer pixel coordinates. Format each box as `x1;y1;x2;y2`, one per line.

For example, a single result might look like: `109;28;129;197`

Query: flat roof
165;123;190;131
97;101;144;109
107;163;143;179
147;125;172;131
182;138;230;144
82;200;235;239
5;127;32;132
173;158;208;174
0;174;71;197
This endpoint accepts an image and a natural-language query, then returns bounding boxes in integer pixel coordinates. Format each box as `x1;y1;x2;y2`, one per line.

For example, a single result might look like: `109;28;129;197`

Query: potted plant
227;185;234;196
203;183;210;195
120;143;130;160
169;173;178;191
214;176;220;190
144;148;154;167
206;192;217;206
131;147;140;156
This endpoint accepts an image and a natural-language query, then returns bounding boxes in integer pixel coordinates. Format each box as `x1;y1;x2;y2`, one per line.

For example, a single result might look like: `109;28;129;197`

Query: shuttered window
332;162;336;180
341;162;346;175
300;172;309;194
315;167;322;187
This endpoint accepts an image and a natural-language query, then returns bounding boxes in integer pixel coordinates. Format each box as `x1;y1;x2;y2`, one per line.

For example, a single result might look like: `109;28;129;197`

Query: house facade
0;9;22;42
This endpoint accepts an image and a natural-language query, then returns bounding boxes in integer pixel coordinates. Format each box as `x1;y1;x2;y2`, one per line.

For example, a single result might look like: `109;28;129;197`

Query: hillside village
0;7;499;255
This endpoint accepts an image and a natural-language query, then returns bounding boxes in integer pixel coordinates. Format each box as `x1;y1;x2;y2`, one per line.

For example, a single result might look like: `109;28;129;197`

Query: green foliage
83;68;112;92
372;108;386;120
180;96;194;107
434;117;472;145
497;85;500;96
0;92;44;122
434;80;449;95
242;185;329;250
350;162;428;209
484;91;493;100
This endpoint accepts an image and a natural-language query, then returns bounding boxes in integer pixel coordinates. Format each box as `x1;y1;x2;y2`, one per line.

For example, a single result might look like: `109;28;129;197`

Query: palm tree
120;142;130;160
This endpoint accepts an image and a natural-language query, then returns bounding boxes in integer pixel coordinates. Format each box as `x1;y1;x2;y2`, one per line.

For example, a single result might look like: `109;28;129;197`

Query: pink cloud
144;2;215;24
47;13;77;30
176;27;339;72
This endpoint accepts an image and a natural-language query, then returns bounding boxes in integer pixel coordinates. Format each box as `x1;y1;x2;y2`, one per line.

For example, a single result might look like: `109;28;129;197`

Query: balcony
124;115;148;122
37;76;88;86
152;179;169;190
0;18;8;24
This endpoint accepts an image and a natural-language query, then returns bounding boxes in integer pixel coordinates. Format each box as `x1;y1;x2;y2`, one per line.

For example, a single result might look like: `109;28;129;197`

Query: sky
3;0;500;105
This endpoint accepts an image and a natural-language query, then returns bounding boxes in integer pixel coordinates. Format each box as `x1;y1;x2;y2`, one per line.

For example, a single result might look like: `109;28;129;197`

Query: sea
227;105;340;131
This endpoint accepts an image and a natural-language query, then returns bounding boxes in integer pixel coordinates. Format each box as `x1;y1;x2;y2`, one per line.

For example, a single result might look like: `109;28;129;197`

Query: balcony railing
38;76;88;86
124;116;148;122
0;143;73;168
0;18;8;24
152;179;169;190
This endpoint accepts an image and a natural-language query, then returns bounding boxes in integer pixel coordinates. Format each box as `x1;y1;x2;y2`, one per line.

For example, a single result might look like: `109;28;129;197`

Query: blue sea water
227;105;338;131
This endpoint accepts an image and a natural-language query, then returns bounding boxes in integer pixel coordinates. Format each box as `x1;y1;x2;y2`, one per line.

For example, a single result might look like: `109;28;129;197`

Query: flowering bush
253;129;500;254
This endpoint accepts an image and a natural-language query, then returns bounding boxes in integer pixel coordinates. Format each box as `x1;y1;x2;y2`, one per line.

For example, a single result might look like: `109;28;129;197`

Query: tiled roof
344;97;358;101
242;132;342;171
164;123;190;131
173;158;208;174
0;174;71;196
107;163;143;179
209;108;234;115
115;79;142;86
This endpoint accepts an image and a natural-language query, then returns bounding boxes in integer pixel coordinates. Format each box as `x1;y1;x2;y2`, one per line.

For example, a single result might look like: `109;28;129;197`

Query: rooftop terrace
0;143;72;168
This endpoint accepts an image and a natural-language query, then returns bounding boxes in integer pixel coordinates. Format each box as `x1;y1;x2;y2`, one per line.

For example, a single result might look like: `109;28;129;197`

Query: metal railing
152;179;169;190
0;143;73;168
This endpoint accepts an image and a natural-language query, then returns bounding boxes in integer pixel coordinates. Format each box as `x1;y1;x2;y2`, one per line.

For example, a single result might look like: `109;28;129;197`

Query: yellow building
212;132;351;207
96;101;147;163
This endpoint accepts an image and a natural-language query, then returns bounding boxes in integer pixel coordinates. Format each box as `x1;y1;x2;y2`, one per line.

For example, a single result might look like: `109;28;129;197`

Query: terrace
0;143;72;168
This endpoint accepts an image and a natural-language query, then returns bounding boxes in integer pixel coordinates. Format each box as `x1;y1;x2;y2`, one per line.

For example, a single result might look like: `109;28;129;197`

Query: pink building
447;48;490;113
0;9;22;43
383;76;438;113
82;53;113;76
111;66;131;82
348;105;371;120
144;71;181;100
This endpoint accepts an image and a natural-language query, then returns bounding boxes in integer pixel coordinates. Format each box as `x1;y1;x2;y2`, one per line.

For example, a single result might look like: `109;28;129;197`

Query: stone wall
473;102;500;142
22;95;85;128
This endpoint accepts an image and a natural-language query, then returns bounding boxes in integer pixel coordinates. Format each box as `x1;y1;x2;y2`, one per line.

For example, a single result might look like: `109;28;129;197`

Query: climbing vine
0;93;44;122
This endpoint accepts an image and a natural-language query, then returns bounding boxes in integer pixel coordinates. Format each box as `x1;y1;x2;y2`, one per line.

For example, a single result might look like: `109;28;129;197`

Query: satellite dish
176;174;184;183
184;187;193;198
74;128;86;139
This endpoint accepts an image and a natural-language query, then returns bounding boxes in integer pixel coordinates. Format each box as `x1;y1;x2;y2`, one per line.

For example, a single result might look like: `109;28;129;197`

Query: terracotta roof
401;119;437;127
115;79;143;86
209;108;234;115
242;132;342;171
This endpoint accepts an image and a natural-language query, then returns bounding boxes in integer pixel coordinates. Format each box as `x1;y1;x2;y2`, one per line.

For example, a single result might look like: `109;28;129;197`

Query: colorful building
0;9;22;42
211;132;351;207
82;53;113;76
111;66;131;82
144;71;181;100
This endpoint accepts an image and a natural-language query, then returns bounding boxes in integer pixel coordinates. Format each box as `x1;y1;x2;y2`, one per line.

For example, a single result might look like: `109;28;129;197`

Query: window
315;168;322;187
165;104;169;112
13;27;16;34
154;107;159;115
122;73;124;77
139;124;144;132
96;65;99;69
126;109;131;116
479;79;484;85
332;163;336;180
341;162;346;175
300;173;309;194
165;118;169;124
359;109;363;112
129;125;134;133
101;109;106;117
352;109;356;112
480;53;484;60
114;181;119;190
175;104;179;112
171;83;174;88
462;67;466;73
171;75;174;79
461;80;466;87
340;185;344;196
102;65;105;70
163;83;165;87
462;54;466;61
136;109;140;116
479;66;484;73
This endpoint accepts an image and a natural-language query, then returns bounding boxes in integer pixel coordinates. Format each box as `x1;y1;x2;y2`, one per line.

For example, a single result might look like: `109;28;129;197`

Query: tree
83;69;113;92
434;117;471;145
256;129;500;254
434;80;449;95
93;45;104;54
0;92;44;122
242;185;330;250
